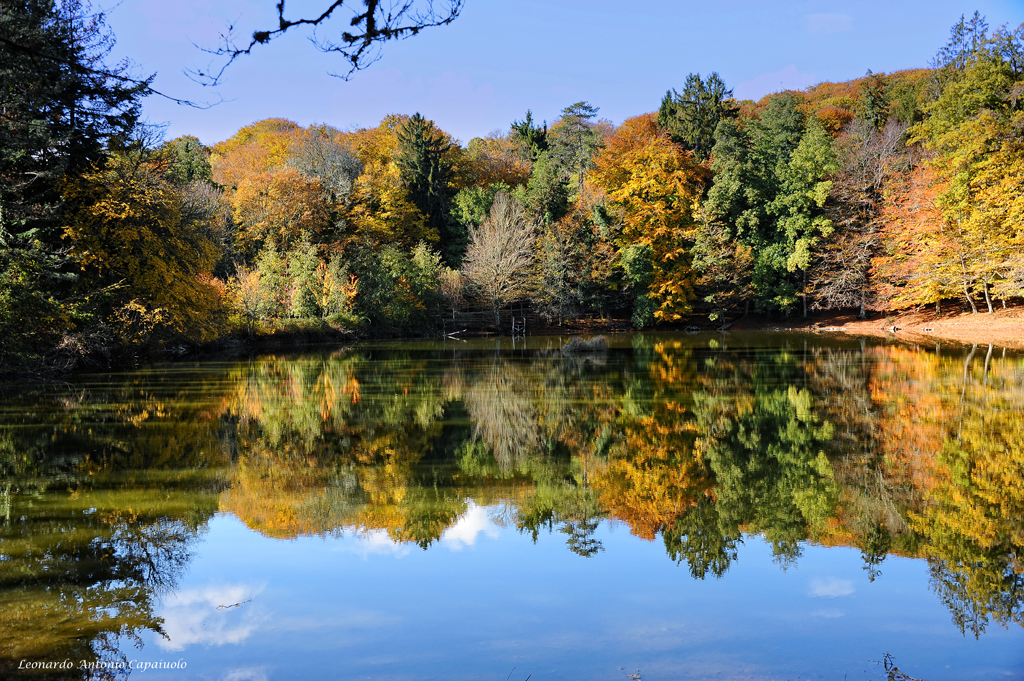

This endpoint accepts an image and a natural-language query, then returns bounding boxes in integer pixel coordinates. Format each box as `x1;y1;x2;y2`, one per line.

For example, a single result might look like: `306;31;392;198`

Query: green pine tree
395;113;461;265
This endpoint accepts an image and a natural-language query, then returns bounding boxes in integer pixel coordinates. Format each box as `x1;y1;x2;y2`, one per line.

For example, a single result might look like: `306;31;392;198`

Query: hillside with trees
2;4;1023;374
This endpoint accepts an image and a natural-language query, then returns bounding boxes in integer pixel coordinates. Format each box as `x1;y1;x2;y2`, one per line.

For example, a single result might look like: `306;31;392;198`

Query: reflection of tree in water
457;348;618;557
693;349;839;567
463;361;541;473
906;346;1024;636
220;351;456;545
803;346;913;582
858;524;892;582
515;481;606;558
0;490;213;679
0;374;229;679
4;336;1024;661
928;555;1024;638
663;498;741;580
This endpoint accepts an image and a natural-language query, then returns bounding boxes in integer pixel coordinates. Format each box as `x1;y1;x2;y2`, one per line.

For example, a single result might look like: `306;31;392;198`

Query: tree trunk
802;270;807;318
859;289;866;319
964;284;978;314
936;298;941;314
983;281;993;313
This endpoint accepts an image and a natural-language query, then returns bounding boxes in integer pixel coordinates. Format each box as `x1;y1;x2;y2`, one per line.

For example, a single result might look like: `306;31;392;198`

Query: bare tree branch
0;34;222;109
190;0;464;87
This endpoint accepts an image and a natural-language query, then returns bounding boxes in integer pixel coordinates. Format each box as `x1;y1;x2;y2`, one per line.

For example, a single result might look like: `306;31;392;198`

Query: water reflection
1;335;1023;675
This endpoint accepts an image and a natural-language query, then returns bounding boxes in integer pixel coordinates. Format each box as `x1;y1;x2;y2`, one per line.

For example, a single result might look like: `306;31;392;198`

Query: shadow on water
1;333;1022;675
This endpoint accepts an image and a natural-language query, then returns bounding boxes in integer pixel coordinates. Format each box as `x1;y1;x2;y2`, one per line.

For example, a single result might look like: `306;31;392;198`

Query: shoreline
4;306;1021;385
519;306;1024;351
722;307;1024;351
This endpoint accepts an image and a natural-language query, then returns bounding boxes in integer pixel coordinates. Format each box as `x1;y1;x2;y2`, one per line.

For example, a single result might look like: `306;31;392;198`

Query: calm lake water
1;333;1023;680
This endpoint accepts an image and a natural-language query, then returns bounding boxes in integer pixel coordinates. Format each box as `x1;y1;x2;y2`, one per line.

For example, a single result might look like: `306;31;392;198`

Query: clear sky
104;0;1024;146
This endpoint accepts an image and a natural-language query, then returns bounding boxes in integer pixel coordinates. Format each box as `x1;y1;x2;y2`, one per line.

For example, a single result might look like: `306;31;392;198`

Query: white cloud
809;578;855;598
733;65;816;101
441;501;500;551
156;583;267;651
806;13;853;35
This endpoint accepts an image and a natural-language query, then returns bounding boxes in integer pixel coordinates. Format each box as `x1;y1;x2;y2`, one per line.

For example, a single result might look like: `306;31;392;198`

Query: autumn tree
814;118;911;317
212;119;349;257
532;193;615;325
342;116;434;250
62;149;226;341
873;165;956;312
211;118;302;189
592;114;707;323
232;167;333;256
347;160;432;249
906;16;1024;311
461;192;537;325
288;124;362;205
466;131;531;187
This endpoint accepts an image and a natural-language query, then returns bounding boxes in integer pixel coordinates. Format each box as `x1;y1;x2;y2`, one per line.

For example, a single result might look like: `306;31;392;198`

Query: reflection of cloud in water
222;667;270;681
157;584;267;651
809;578;854;598
441;501;499;551
811;609;845;618
333;529;413;559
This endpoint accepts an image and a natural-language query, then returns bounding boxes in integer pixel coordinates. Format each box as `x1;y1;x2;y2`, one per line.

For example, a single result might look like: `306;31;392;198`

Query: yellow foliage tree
345;161;433;248
62;151;226;341
231;167;332;255
591;114;708;321
337;117;438;248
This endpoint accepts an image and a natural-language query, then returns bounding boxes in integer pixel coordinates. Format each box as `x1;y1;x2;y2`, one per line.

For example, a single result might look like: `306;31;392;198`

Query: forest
2;2;1023;373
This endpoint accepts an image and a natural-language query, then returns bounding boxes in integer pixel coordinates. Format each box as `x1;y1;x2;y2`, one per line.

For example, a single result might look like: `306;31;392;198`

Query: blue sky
105;0;1024;146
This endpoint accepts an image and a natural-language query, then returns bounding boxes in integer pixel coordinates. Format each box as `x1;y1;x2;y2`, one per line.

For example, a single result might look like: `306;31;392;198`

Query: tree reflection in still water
1;334;1023;668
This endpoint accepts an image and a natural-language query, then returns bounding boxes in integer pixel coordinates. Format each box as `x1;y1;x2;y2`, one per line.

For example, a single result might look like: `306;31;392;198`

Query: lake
1;333;1022;680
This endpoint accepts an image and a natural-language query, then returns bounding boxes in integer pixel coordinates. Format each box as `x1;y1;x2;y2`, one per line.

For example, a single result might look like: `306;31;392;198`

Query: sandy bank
727;306;1024;350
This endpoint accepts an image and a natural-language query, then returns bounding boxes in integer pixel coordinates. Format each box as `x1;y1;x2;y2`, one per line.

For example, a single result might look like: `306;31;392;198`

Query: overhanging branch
189;0;463;86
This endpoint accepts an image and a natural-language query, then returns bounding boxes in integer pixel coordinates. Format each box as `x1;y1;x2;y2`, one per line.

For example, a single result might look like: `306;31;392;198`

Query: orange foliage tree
873;165;957;311
466;131;532;187
211;118;302;189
